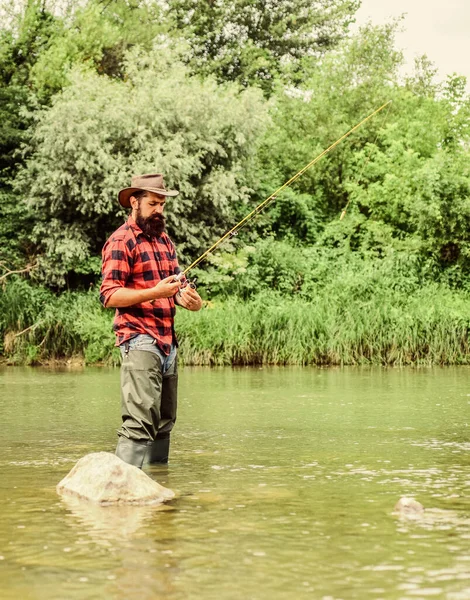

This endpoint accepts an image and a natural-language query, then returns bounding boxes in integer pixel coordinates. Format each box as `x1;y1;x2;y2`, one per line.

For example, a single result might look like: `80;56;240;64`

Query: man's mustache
149;214;165;223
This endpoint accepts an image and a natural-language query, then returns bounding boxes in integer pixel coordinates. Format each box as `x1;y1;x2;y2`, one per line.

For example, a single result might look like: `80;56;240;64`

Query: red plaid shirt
100;216;183;355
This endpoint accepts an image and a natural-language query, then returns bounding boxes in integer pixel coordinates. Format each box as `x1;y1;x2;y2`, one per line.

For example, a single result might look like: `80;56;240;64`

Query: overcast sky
353;0;470;87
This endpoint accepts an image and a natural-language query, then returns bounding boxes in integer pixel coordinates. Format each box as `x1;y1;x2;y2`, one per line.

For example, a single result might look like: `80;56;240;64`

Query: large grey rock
394;497;424;516
57;451;175;505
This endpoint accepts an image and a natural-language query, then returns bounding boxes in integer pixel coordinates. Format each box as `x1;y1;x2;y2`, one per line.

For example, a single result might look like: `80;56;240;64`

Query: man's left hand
176;286;203;311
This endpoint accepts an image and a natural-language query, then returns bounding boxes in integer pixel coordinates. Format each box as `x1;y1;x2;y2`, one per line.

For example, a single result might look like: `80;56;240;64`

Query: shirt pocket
158;257;173;279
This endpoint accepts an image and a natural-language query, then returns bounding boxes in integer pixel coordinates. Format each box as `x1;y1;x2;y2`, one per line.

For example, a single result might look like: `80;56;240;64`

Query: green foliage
0;1;61;270
0;278;118;364
2;4;470;366
30;0;166;98
176;287;470;366
0;1;59;87
194;234;434;303
254;22;408;226
0;1;59;162
0;0;168;273
249;22;470;286
0;82;32;179
15;46;269;285
168;0;359;95
0;277;52;337
63;292;120;364
3;278;470;367
0;189;35;268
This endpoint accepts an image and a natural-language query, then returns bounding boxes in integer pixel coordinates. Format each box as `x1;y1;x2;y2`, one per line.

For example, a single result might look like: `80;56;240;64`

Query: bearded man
100;173;202;468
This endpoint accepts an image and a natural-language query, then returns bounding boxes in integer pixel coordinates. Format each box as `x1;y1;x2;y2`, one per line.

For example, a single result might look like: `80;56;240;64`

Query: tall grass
0;279;119;365
1;278;470;366
176;287;470;366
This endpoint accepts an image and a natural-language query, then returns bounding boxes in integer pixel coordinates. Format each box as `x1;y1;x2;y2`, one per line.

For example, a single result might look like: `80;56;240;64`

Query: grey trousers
118;336;178;443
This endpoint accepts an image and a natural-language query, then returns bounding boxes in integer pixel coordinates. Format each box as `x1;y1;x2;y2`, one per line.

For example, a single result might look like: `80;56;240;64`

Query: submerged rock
57;452;175;505
394;497;424;516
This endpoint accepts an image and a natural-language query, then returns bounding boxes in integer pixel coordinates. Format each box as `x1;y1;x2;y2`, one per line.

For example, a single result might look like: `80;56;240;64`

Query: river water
0;366;469;600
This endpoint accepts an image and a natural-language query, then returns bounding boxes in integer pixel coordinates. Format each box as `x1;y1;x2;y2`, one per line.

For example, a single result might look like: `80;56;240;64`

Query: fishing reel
150;272;196;305
185;277;198;290
174;272;197;299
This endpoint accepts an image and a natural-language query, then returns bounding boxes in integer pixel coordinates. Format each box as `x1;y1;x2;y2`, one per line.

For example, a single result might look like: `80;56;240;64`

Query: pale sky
353;0;470;87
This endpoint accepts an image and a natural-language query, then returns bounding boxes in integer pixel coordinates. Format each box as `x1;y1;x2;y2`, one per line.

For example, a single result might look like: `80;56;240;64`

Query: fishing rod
178;100;392;284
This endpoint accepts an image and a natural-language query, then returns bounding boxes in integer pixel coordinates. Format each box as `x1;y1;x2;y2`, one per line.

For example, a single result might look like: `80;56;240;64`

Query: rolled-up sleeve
99;237;132;307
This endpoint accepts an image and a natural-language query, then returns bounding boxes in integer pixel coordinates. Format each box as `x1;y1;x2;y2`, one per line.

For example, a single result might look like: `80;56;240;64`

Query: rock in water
57;452;175;505
394;497;424;516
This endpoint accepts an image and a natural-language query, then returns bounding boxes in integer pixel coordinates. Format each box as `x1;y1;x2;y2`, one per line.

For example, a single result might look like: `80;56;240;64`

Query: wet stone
394;497;425;516
56;452;175;505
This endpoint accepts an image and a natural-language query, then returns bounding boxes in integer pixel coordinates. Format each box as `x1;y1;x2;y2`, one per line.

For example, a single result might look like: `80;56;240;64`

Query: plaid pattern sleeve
100;228;132;308
100;217;183;355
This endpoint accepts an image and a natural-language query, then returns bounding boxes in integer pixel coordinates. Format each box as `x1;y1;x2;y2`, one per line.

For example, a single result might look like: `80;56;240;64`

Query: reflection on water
59;495;174;546
1;365;470;600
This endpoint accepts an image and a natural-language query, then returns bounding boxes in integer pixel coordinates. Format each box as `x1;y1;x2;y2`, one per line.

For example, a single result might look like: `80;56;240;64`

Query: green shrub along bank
177;287;470;366
0;279;120;365
2;278;470;366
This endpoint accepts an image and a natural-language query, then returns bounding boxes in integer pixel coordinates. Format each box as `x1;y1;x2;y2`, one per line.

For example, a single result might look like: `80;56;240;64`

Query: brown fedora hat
118;173;179;208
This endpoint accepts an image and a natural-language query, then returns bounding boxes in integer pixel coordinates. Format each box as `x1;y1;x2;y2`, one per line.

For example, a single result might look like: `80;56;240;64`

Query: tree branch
0;261;37;284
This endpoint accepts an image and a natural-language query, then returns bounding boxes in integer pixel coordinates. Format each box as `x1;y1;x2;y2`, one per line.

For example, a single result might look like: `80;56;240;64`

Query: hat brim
118;186;179;208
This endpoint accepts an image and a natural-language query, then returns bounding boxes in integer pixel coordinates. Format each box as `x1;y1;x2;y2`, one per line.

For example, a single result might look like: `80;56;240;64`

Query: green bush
176;286;470;366
0;278;117;364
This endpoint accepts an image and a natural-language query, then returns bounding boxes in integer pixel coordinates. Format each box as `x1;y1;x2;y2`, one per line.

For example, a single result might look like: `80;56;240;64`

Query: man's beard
136;209;166;238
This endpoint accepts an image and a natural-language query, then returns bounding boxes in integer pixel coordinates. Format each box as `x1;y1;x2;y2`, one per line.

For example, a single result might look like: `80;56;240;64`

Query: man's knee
120;349;163;440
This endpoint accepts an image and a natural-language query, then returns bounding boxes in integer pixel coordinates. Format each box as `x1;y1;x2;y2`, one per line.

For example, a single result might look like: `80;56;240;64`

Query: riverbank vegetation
3;270;470;367
1;1;469;366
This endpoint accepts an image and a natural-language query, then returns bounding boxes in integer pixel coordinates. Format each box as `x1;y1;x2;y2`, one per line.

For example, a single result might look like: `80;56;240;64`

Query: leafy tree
255;21;406;219
167;0;359;94
30;0;166;98
0;1;59;174
204;23;470;296
0;0;167;272
0;1;60;268
15;45;269;286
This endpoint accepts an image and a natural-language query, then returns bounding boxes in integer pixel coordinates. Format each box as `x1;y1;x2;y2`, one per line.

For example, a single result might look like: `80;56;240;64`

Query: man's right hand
152;275;181;299
105;276;181;308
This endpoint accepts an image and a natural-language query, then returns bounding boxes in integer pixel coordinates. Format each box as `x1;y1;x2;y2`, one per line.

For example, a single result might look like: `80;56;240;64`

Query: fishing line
181;100;392;278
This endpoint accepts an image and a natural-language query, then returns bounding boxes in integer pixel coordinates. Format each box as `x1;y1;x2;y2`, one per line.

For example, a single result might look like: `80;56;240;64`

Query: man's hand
152;275;182;299
175;285;203;311
106;276;181;307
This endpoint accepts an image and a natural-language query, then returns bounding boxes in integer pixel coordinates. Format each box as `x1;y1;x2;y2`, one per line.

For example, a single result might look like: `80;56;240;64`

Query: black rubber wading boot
146;435;170;465
115;437;150;469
